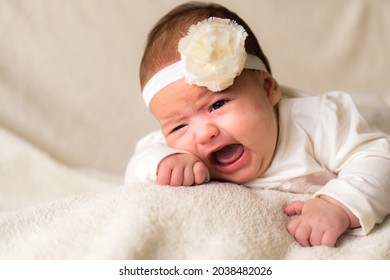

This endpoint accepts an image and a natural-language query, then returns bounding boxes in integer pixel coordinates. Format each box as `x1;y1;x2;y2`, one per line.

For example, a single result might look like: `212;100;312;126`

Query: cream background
1;0;389;176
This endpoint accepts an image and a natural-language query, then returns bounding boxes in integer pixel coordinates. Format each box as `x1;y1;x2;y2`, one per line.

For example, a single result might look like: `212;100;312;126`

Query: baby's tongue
213;144;244;166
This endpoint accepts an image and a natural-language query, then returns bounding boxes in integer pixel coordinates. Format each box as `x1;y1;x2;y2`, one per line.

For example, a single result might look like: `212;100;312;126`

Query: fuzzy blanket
1;127;389;260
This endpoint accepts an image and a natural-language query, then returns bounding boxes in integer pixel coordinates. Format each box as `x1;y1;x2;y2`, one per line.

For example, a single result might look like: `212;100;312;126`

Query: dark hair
140;1;271;89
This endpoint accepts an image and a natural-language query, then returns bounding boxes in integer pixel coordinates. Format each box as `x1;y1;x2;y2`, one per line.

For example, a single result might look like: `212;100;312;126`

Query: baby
126;1;390;247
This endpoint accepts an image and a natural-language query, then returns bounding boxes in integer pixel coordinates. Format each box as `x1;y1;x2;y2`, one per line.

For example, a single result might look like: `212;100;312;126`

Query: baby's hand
157;153;209;186
283;196;359;247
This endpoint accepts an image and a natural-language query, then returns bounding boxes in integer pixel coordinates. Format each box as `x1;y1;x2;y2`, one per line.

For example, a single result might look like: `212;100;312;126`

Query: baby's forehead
157;81;214;105
150;81;226;115
151;69;256;108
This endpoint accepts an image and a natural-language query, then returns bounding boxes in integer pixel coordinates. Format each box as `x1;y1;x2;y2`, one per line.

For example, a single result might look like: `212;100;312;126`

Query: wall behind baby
0;0;389;176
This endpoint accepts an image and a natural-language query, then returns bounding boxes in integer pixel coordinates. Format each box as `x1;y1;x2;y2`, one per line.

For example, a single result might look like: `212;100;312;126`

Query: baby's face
150;70;281;183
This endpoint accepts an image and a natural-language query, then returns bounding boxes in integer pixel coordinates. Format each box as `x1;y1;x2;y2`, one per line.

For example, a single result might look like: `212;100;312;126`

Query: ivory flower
178;17;248;92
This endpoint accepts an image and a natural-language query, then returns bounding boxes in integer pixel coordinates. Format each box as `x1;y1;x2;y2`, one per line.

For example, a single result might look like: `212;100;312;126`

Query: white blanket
1;127;389;260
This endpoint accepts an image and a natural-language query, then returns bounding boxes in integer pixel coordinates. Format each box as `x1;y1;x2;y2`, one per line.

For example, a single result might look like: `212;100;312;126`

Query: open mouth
211;144;244;167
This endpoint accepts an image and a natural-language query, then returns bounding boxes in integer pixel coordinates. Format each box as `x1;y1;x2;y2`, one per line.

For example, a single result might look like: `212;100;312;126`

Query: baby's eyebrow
158;89;231;124
160;114;184;128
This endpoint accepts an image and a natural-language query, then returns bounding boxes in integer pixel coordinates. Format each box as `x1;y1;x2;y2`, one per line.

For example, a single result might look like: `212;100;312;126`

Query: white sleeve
124;130;189;184
313;92;390;235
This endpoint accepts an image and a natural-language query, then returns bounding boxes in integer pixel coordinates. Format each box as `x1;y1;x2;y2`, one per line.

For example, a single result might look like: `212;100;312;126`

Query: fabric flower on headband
178;17;248;92
142;17;268;107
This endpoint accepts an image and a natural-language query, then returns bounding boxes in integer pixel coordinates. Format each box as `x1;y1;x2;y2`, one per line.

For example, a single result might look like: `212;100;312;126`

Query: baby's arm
125;130;209;186
157;153;209;186
283;92;390;247
284;195;360;247
125;130;190;184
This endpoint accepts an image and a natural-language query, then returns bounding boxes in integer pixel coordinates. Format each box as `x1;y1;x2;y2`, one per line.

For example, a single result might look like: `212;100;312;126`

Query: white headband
142;17;268;108
143;55;267;107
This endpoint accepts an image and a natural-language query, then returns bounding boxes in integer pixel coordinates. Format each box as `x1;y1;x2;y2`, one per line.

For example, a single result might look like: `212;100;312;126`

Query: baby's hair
140;1;271;90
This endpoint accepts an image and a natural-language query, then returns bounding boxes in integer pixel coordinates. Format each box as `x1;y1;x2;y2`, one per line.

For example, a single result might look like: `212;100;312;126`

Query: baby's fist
157;153;209;186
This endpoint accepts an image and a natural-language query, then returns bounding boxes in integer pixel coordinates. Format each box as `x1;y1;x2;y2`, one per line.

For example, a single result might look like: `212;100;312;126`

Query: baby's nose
196;122;219;144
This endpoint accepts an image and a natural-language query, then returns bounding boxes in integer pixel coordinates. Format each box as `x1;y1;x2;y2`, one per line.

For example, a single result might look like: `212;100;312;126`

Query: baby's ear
261;71;281;106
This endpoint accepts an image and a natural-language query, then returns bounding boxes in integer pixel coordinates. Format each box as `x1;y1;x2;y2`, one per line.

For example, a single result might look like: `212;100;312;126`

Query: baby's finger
170;167;185;186
183;165;195;186
309;228;324;247
293;222;312;247
286;216;300;237
321;230;338;247
284;201;304;216
156;165;173;186
193;161;208;184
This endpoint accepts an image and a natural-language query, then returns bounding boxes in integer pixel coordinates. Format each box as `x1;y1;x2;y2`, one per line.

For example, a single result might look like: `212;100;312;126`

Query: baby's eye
171;124;186;134
211;100;227;111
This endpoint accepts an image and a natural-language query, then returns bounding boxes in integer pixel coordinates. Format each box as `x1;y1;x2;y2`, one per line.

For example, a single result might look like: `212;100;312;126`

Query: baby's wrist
318;195;360;229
